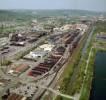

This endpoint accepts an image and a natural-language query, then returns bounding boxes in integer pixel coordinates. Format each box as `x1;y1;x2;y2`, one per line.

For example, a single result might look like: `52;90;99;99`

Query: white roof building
39;44;55;52
24;50;48;60
29;51;47;59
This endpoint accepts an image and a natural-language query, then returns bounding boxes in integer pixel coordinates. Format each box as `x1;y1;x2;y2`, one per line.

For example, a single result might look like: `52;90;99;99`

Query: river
90;51;106;100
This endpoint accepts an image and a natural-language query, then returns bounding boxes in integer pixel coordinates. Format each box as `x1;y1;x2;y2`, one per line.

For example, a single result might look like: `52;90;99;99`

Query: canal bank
90;51;106;100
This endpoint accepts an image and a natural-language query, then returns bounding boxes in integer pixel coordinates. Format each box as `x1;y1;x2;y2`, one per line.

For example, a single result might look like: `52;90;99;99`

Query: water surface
90;51;106;100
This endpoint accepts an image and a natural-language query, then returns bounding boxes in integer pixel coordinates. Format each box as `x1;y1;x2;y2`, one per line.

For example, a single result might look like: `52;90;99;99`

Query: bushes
0;59;12;66
59;51;82;95
66;58;86;95
60;76;71;93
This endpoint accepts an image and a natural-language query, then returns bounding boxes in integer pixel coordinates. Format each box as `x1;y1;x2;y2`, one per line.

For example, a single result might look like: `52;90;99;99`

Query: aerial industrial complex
0;18;89;100
1;9;106;100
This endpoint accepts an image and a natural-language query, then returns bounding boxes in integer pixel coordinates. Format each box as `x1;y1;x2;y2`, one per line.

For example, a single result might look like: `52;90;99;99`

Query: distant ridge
0;9;106;16
0;9;106;21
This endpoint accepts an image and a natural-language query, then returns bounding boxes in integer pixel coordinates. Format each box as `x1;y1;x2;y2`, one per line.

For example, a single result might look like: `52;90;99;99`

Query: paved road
38;85;75;100
82;26;95;55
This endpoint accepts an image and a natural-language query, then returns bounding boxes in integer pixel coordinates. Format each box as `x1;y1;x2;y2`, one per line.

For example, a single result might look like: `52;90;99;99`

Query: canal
90;51;106;100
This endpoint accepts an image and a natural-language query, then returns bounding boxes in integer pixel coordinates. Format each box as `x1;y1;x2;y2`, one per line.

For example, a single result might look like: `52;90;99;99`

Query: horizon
0;8;106;13
0;0;106;12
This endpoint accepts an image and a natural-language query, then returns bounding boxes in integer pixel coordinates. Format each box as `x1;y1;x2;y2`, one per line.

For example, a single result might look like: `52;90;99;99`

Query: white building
24;50;48;61
39;44;55;52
